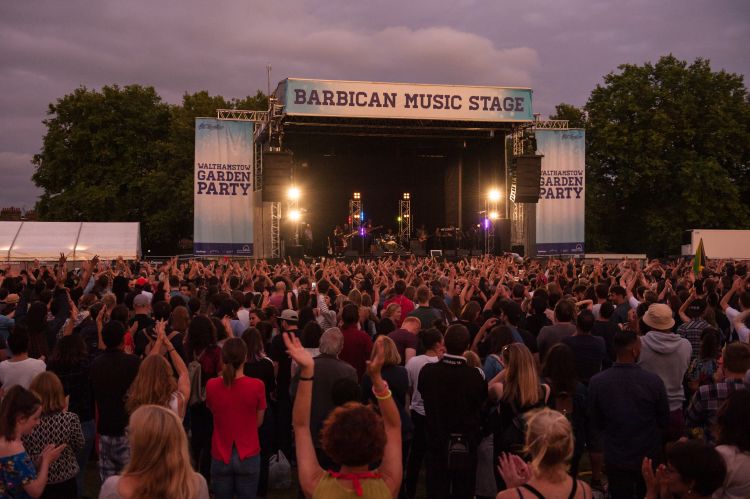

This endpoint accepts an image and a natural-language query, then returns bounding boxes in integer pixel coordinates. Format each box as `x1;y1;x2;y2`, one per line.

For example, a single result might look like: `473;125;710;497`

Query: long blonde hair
123;405;198;499
126;356;176;414
525;408;574;474
501;343;541;407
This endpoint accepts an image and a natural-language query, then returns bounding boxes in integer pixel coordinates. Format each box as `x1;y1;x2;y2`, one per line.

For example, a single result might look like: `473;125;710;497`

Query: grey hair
319;327;344;356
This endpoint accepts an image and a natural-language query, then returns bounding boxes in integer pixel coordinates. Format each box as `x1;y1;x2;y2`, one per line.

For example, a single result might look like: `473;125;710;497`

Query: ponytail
220;338;247;387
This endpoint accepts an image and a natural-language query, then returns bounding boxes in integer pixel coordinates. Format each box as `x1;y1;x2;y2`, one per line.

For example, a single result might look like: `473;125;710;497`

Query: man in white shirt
0;329;45;393
404;328;443;499
721;278;750;342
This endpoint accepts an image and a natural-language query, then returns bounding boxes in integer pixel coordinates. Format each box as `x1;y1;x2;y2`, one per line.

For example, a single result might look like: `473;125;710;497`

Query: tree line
31;55;750;255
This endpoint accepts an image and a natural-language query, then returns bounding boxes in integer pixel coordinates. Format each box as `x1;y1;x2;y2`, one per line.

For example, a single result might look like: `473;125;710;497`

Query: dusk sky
1;0;748;209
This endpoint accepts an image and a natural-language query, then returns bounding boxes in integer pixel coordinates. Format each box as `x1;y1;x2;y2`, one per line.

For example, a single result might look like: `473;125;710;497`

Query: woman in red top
206;337;266;499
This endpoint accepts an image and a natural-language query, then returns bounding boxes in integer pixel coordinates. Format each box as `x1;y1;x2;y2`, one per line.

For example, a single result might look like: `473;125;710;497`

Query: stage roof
0;221;141;261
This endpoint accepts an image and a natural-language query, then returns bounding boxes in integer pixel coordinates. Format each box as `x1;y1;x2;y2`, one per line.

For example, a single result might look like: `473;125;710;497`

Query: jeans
211;447;261;499
98;434;130;481
76;419;96;498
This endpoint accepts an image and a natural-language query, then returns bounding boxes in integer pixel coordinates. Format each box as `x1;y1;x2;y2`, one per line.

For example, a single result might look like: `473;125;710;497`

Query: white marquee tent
1;222;141;261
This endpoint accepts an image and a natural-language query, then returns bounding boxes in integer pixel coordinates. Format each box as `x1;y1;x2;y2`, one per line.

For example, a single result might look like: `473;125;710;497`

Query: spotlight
287;186;300;200
353;192;361;200
403;192;410;200
397;216;402;222
288;209;301;222
489;211;499;220
488;189;501;202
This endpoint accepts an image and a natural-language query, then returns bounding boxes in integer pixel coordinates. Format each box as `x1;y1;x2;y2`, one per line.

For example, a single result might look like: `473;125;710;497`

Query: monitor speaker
262;151;294;202
513;154;543;203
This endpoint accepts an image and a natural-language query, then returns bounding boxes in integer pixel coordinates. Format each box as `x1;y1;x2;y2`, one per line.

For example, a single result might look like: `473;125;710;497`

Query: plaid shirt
677;318;709;361
685;378;747;444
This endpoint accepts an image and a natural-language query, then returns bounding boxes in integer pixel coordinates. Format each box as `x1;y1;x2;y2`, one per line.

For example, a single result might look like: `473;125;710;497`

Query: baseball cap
135;277;148;286
133;293;151;307
280;309;298;323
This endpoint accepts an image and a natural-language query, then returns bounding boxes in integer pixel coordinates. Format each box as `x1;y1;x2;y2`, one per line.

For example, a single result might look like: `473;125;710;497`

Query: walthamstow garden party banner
194;118;254;256
535;129;585;255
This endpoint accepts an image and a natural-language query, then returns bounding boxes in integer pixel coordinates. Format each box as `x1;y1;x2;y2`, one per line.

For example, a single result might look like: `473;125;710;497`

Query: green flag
693;238;706;276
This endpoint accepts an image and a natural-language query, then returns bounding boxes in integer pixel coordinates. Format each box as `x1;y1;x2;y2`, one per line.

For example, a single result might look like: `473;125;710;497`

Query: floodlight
353;192;361;200
403;192;410;200
288;209;301;222
489;211;499;220
488;189;501;202
287;186;300;200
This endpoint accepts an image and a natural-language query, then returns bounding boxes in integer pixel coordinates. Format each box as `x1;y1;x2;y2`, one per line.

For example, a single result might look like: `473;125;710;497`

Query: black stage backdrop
283;134;505;254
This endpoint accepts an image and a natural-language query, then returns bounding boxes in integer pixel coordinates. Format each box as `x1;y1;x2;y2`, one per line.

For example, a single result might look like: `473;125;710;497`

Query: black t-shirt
562;334;607;384
269;329;300;399
591;320;619;368
90;349;140;436
244;357;276;400
47;359;94;422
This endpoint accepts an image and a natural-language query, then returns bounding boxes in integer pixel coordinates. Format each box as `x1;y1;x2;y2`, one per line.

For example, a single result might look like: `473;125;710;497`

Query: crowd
0;253;749;499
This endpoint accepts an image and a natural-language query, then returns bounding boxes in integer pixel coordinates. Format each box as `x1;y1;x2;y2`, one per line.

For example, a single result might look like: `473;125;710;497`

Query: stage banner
277;78;532;122
535;129;585;255
194;118;254;256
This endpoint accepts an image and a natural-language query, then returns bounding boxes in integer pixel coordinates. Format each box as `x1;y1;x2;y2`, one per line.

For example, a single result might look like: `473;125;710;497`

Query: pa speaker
513;154;543;203
262;151;293;202
286;245;304;259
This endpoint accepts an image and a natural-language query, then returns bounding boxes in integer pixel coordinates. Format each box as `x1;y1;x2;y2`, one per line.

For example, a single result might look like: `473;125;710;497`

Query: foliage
553;55;750;255
32;86;267;253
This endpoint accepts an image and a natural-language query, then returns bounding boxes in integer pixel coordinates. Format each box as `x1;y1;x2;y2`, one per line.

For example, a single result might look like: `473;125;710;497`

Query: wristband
375;390;392;401
372;380;389;398
299;375;314;381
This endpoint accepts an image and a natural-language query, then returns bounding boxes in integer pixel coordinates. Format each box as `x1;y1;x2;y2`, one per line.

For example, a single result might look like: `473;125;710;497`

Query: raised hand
497;453;530;489
366;339;386;380
282;332;314;372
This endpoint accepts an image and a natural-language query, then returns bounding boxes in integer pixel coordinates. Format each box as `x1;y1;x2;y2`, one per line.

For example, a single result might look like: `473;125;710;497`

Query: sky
1;0;748;209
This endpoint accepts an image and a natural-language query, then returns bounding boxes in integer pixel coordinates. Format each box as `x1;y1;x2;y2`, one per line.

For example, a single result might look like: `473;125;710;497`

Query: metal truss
348;198;362;234
511;119;569;156
216;109;269;122
398;197;412;244
270;202;281;259
253;140;263;191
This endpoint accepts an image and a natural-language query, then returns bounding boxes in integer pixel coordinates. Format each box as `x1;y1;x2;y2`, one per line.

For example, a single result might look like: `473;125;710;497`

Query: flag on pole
693;238;706;276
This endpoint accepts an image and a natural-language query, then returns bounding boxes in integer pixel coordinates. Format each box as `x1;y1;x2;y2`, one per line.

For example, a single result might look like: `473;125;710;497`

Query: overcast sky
1;0;748;209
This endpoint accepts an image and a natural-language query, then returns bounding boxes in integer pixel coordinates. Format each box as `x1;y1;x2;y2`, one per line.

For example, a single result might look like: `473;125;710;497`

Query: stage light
488;189;501;202
483;218;490;230
360;211;365;221
403;192;410;200
397;216;402;222
288;209;301;222
489;211;499;220
287;186;300;200
404;214;410;218
353;192;361;200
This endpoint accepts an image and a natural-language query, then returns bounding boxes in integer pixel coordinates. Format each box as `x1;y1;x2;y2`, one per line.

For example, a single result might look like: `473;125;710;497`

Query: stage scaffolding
398;193;411;245
509;119;569;256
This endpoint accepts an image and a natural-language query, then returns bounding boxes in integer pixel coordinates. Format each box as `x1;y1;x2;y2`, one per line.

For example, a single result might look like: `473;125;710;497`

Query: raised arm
367;339;402;497
283;332;325;496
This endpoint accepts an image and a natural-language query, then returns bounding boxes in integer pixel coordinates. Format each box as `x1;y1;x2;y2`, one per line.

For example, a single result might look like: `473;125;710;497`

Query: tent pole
72;222;83;262
7;221;24;263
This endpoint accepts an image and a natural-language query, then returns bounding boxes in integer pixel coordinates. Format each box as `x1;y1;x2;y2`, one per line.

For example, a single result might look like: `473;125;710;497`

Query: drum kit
376;234;402;253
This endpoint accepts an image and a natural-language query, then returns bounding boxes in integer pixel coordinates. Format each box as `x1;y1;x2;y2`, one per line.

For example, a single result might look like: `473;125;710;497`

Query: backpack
188;351;207;407
496;387;548;455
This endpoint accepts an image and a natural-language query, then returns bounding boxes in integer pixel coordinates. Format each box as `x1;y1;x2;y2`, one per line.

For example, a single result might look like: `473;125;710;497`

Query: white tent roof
1;222;141;261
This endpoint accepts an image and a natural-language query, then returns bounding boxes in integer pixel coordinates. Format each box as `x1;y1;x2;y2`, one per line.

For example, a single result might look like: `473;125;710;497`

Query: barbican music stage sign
276;78;533;122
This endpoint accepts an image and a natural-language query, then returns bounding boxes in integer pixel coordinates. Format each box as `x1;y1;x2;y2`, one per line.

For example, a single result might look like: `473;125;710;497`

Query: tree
32;86;268;253
563;55;750;255
549;103;587;128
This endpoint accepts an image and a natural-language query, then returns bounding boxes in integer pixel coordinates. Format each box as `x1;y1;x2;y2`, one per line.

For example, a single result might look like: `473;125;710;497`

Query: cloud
0;0;747;209
0;152;41;209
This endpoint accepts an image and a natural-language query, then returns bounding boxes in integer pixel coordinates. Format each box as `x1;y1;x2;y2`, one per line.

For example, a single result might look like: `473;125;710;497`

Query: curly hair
319;402;386;466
